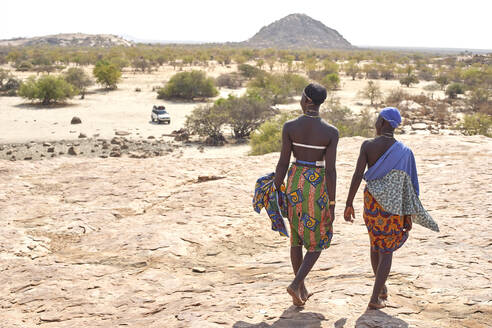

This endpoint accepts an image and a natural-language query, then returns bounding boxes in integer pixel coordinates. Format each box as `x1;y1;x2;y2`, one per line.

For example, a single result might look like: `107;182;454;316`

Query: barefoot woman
273;83;339;306
344;107;438;310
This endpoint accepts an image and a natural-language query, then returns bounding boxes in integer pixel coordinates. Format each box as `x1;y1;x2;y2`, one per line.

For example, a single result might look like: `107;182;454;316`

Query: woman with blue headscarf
343;107;438;310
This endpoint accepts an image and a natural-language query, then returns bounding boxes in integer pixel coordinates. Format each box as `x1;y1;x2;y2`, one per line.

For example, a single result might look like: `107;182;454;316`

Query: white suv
151;105;170;124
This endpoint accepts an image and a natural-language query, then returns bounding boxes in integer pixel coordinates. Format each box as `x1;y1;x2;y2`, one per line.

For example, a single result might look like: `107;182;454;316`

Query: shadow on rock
233;306;328;328
355;310;408;328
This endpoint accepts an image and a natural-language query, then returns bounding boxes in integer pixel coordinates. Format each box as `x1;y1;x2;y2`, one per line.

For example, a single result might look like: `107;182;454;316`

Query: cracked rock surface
0;135;491;327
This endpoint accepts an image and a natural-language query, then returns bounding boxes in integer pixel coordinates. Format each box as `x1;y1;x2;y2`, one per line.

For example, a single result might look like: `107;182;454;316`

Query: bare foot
379;285;388;300
301;285;313;302
367;299;386;310
287;285;305;307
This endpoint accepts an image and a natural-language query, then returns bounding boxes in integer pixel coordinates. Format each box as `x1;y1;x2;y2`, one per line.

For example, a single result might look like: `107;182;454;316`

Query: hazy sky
3;0;491;49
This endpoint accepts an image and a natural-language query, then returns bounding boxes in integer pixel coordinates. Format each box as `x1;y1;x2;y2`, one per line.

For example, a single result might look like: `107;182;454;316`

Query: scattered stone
148;136;155;139
67;146;78;156
24;157;32;160
70;116;82;124
412;123;428;130
99;155;108;158
42;143;51;147
115;131;130;136
110;151;121;158
78;133;87;138
6;150;12;155
192;267;206;273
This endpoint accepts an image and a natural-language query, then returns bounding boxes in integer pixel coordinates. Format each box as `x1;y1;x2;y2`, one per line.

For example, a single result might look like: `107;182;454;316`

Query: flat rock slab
0;135;490;327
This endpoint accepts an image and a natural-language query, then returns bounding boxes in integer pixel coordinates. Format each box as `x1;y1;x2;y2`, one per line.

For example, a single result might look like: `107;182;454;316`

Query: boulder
67;146;78;156
78;133;87;139
70;117;82;124
412;123;428;130
47;147;55;153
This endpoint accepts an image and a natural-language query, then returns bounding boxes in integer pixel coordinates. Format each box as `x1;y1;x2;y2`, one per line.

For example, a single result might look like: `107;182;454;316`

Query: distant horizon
3;1;492;50
1;32;491;54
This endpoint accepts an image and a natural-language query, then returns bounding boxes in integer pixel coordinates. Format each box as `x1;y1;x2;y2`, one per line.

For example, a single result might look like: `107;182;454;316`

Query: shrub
16;61;33;72
399;75;419;87
344;61;360;80
0;78;21;96
184;104;228;145
459;113;492;137
445;83;466;99
385;88;410;106
216;95;274;139
467;88;491;114
93;60;121;89
238;64;262;79
216;72;244;89
249;113;296;155
18;75;76;105
321;73;340;91
247;72;307;105
321;105;375;137
360;81;382;106
63;67;93;95
435;74;449;90
158;70;218;100
423;82;441;91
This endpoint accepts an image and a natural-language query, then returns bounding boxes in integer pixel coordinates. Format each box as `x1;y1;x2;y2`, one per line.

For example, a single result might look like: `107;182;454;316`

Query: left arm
324;129;339;222
344;142;368;222
274;124;292;190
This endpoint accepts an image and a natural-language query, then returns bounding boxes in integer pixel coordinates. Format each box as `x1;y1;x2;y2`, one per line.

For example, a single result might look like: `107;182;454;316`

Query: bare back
287;116;337;162
363;137;397;168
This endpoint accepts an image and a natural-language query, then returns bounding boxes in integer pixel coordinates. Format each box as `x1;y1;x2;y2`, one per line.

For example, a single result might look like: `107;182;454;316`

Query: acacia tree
399;75;419;87
93;60;121;89
344;61;360;80
64;67;93;98
360;81;382;106
18;75;75;105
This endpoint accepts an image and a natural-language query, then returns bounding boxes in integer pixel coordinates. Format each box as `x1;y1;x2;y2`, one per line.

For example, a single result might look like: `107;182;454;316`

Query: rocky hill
244;13;353;49
0;33;133;47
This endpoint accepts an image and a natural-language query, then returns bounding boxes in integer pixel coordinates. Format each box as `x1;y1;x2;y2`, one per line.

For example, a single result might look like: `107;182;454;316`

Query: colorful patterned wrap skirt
286;163;333;252
363;188;408;253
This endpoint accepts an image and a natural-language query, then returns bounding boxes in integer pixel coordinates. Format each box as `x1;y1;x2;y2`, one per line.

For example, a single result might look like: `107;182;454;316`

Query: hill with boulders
243;13;353;49
0;33;133;47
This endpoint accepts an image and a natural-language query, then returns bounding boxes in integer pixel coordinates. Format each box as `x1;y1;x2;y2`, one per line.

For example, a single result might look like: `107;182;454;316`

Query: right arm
273;123;292;190
344;141;368;222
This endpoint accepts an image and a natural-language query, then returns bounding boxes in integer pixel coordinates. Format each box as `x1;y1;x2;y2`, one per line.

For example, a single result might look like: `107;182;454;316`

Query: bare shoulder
320;120;339;139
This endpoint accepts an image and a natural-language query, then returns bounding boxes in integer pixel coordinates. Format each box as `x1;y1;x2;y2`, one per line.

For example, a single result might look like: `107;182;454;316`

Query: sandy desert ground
0;63;445;145
0;134;491;328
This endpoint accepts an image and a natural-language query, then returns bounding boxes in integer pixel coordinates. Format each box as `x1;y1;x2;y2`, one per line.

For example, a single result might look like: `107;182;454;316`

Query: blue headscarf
380;107;402;128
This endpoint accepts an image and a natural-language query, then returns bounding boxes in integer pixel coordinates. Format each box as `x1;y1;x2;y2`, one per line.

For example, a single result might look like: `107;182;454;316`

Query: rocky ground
0;135;491;328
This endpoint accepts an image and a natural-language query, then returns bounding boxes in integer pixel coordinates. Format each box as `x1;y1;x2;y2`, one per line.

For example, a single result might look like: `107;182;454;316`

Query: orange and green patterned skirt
286;163;333;252
363;188;408;253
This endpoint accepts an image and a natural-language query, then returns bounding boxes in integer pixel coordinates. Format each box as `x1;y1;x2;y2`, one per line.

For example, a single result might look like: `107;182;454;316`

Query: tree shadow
355;309;408;328
233;306;332;328
13;102;77;110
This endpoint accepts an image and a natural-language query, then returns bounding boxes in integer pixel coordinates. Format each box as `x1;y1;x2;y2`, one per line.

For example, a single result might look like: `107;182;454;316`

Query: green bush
247;72;307;105
93;60;121;89
445;83;466;99
16;61;33;72
321;73;340;91
216;72;245;89
158;70;218;100
467;88;491;114
215;95;274;139
18;75;76;105
184;104;228;145
459;113;492;137
238;64;263;79
399;75;419;87
249;113;296;155
64;67;93;95
321;105;375;138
